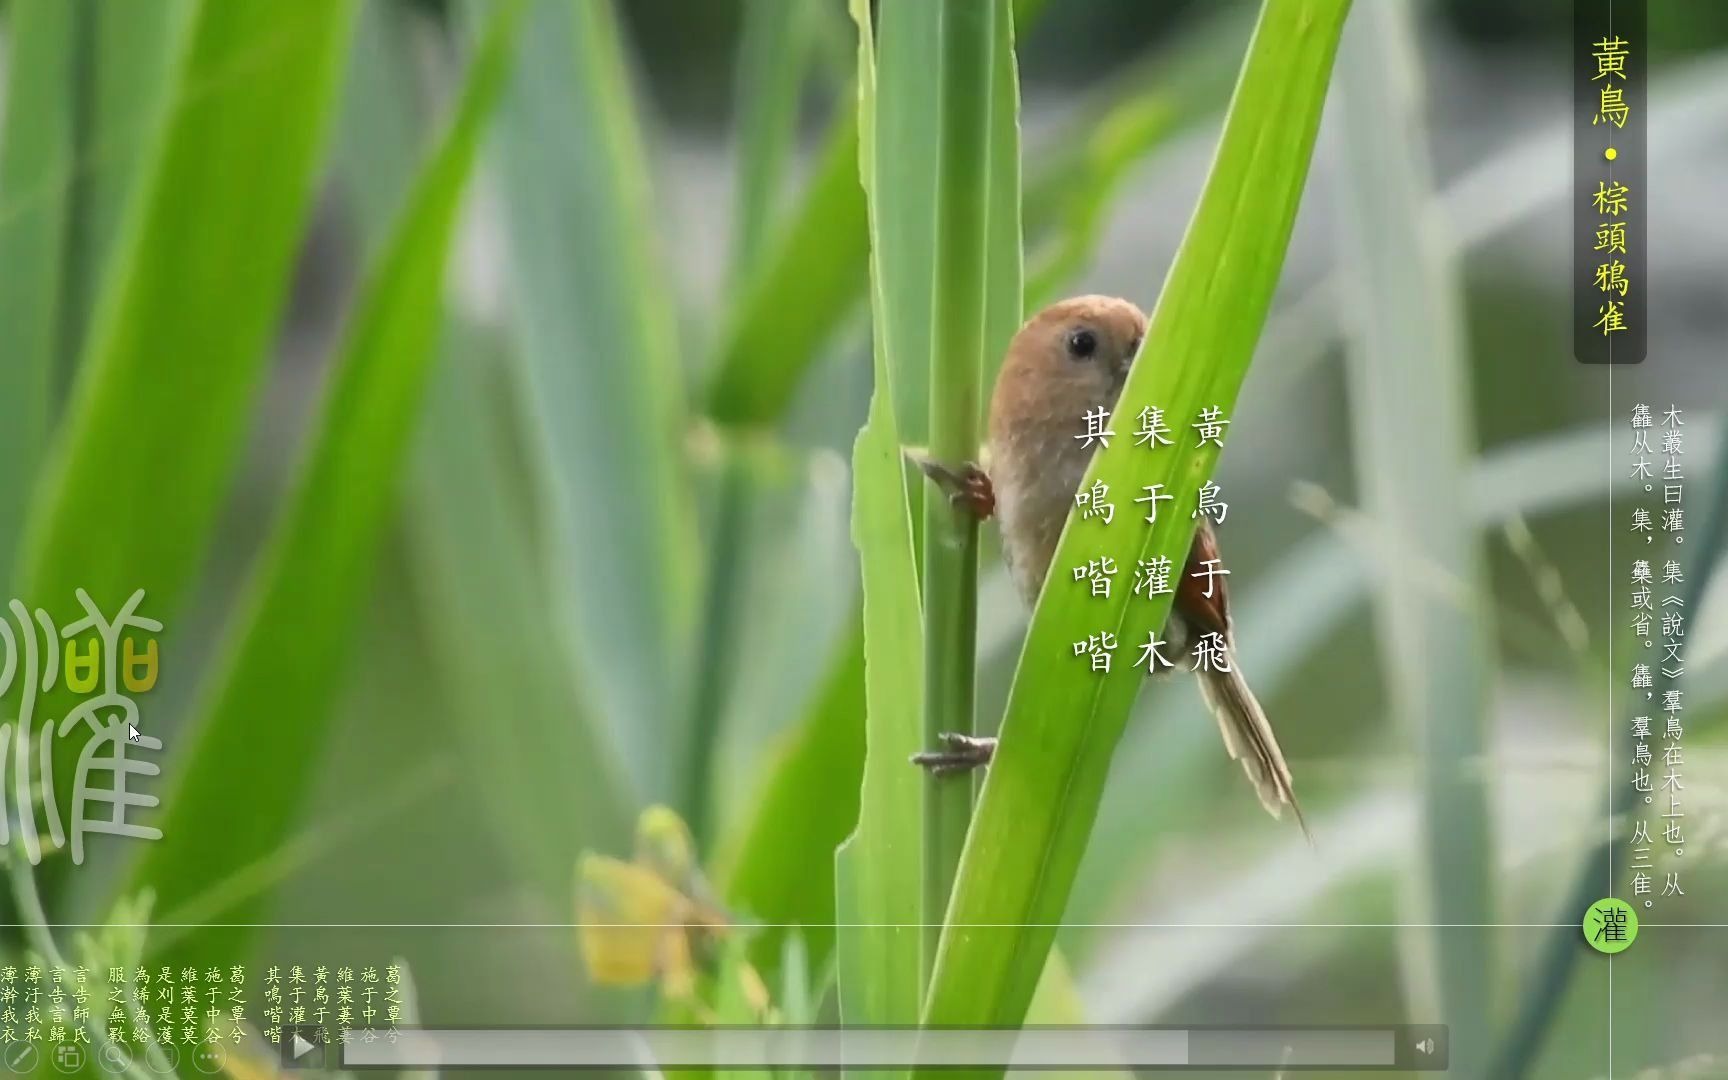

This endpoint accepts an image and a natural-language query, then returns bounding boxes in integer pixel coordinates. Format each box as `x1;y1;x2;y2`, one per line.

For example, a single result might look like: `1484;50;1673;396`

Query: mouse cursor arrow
127;723;141;743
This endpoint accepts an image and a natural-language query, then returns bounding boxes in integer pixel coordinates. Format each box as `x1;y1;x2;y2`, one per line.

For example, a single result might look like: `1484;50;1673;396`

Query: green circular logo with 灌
1583;897;1638;954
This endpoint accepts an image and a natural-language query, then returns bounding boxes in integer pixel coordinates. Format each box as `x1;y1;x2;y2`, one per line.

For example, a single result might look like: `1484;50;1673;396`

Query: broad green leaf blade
338;0;634;914
1332;5;1496;1075
0;0;78;572
680;433;855;854
489;0;697;795
0;0;184;564
704;446;870;985
708;444;857;769
132;2;524;966
404;324;634;903
0;0;183;597
870;0;940;445
0;0;185;561
336;0;432;259
1011;0;1053;31
834;398;924;1027
15;0;358;903
71;0;189;381
730;0;815;285
681;433;773;850
17;0;356;608
706;110;869;428
715;616;863;978
834;0;926;1027
921;0;1351;1047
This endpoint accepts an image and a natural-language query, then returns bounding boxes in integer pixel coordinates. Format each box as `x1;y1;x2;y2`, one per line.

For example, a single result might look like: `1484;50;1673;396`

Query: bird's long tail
1197;650;1310;841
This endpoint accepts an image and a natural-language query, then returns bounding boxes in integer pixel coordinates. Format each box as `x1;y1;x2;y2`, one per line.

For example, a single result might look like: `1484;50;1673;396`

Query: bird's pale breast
989;425;1091;606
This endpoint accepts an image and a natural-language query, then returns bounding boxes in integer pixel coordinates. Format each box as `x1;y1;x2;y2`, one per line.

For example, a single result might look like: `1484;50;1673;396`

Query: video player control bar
335;1025;1448;1071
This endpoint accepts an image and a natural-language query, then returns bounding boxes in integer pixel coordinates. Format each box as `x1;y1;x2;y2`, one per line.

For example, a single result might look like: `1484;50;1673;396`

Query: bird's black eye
1066;328;1097;360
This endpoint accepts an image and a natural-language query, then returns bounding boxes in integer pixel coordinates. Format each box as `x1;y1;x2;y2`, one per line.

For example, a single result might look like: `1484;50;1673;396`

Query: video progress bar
338;1025;1449;1071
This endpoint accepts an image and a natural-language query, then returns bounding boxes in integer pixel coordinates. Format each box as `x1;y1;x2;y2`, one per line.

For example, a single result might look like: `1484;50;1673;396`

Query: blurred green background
0;1;1724;1078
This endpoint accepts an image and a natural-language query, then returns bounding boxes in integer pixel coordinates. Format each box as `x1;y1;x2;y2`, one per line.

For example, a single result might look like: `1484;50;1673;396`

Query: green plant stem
921;0;995;974
1493;423;1728;1078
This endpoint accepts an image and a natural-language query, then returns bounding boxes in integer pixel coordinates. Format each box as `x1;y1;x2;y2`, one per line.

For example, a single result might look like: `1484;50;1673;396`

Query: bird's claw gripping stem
904;449;995;520
911;732;997;776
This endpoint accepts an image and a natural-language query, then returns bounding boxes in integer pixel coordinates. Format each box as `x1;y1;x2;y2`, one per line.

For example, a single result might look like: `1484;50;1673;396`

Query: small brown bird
910;295;1305;832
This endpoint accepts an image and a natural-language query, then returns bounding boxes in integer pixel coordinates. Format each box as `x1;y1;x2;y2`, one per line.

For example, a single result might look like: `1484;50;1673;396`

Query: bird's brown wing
1174;520;1310;838
1174;519;1231;636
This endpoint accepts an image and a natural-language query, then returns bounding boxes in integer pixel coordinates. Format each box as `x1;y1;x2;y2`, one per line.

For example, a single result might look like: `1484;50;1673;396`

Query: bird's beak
1117;336;1142;381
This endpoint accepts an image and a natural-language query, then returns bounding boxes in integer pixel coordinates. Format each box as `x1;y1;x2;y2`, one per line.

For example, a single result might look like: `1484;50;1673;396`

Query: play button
281;1027;325;1070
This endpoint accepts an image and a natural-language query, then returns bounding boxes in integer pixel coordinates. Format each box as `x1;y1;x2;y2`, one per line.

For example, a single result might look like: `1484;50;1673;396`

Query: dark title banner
1574;0;1647;364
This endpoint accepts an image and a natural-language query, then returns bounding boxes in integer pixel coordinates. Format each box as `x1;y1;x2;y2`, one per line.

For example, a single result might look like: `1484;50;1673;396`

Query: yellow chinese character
64;635;100;695
1592;180;1630;217
1595;300;1627;336
1594;85;1629;128
1594;260;1629;296
1595;220;1627;254
1592;36;1629;81
123;637;158;693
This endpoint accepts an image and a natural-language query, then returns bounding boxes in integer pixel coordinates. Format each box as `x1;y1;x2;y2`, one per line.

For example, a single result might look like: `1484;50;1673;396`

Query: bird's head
991;294;1148;439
